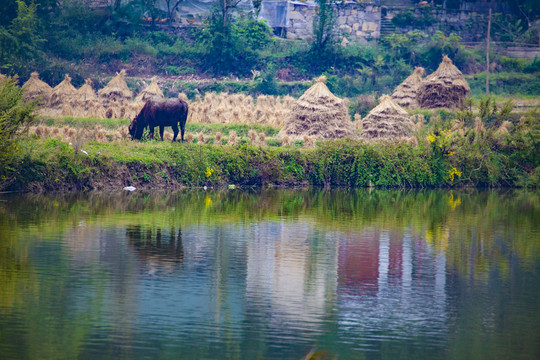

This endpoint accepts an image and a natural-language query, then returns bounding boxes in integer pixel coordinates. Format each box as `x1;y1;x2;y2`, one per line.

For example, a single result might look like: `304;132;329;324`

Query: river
0;189;539;359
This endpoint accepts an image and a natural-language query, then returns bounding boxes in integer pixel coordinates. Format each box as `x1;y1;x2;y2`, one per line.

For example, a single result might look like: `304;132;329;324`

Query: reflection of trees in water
125;225;184;275
2;189;539;277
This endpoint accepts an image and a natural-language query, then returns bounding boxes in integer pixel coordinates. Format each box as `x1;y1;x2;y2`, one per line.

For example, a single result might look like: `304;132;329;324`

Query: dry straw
73;79;107;118
410;114;425;131
392;67;424;109
353;113;363;131
474;116;485;132
197;133;205;144
359;95;415;142
22;72;52;104
248;129;257;144
215;132;222;145
258;132;267;147
495;120;512;136
417;56;470;109
135;76;164;102
227;130;237;145
303;135;317;148
49;74;77;108
278;75;357;140
98;69;133;106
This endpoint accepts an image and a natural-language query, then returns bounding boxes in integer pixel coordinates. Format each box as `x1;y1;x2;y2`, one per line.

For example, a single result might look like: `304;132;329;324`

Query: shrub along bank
2;125;538;192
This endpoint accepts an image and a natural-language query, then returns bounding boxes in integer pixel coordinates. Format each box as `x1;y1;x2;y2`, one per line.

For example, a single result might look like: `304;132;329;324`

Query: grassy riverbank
3;120;538;191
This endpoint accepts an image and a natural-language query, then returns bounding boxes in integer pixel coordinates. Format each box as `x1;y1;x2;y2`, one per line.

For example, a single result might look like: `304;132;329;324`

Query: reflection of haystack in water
98;69;133;107
417;56;470;109
278;76;356;140
22;72;52;104
49;74;77;109
359;95;415;141
392;67;424;109
73;79;106;118
135;77;164;102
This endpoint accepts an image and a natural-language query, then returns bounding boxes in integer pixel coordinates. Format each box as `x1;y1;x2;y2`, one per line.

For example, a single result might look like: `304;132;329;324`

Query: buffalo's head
129;117;139;140
128;116;142;140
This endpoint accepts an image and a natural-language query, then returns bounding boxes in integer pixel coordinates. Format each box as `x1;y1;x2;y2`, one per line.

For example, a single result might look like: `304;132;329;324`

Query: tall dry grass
186;92;294;127
29;125;130;143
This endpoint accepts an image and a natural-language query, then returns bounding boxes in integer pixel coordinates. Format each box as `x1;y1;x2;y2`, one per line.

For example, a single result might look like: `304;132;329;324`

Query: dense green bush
196;14;272;75
0;77;36;178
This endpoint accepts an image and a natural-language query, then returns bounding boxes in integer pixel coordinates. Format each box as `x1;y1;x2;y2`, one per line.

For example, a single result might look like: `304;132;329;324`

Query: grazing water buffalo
129;98;188;142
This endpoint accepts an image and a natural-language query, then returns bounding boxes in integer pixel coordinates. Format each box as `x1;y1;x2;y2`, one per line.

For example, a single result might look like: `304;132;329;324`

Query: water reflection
126;226;184;275
0;190;539;359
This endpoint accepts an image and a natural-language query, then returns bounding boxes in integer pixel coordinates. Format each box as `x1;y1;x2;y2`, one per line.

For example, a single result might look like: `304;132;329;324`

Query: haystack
391;67;424;109
278;76;357;140
417;55;470;109
125;99;145;119
135;76;164;102
22;72;52;104
77;78;98;102
0;73;6;82
49;74;78;108
359;95;415;141
98;69;133;106
73;79;106;118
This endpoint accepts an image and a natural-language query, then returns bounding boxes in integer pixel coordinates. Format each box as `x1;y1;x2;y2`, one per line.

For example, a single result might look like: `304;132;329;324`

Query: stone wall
286;1;381;42
385;7;489;42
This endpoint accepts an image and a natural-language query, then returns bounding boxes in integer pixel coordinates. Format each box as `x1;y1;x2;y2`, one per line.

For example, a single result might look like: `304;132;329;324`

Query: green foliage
499;56;530;72
380;31;427;60
524;57;540;73
467;72;540;96
251;63;279;95
0;0;45;74
420;31;465;71
493;14;524;42
312;0;336;54
197;14;272;75
0;77;36;176
391;9;435;28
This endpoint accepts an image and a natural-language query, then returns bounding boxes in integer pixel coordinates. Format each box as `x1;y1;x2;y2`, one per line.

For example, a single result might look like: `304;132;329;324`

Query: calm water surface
0;189;539;359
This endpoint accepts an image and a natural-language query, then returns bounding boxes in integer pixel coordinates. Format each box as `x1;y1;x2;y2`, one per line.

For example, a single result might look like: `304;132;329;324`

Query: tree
0;0;45;73
0;77;36;177
164;0;185;25
312;0;337;54
217;0;244;25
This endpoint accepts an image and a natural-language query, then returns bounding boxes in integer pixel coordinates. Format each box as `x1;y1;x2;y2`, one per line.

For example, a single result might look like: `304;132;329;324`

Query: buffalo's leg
159;126;165;141
149;125;155;140
171;123;179;142
180;123;185;143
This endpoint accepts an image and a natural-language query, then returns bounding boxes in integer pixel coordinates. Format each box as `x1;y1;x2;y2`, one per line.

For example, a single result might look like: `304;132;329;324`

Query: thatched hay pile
392;67;424;109
278;76;356;140
359;95;415;141
135;76;164;102
47;74;79;117
49;74;77;107
22;72;52;104
73;79;106;118
0;73;7;83
98;69;133;106
417;56;470;109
